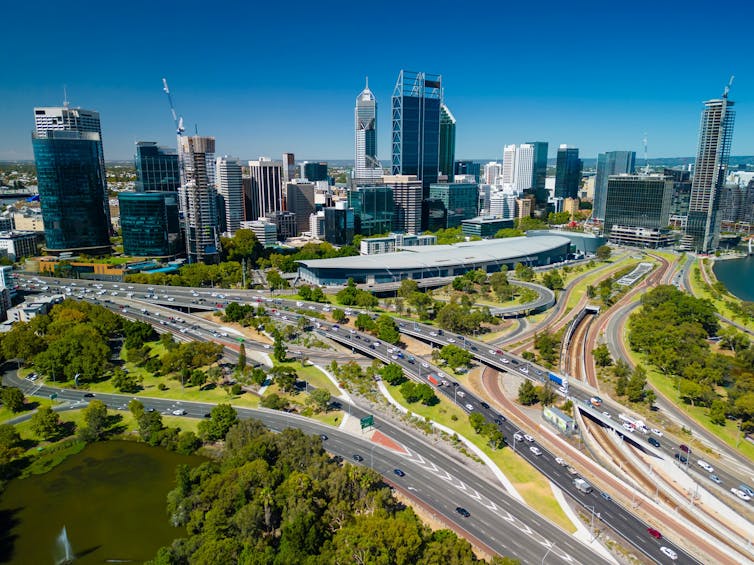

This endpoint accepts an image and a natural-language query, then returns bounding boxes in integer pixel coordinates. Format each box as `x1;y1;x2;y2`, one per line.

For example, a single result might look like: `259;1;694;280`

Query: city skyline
2;1;753;161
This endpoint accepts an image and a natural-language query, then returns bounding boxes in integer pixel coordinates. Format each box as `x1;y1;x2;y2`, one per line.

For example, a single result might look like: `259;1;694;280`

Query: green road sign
360;415;374;429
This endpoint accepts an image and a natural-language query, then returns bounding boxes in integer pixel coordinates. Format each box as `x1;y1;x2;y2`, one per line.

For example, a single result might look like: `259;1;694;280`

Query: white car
520;367;529;374
430;332;437;337
529;446;542;456
660;547;677;561
465;403;474;411
697;459;714;473
731;488;752;501
489;349;496;355
172;409;187;416
513;432;524;442
651;428;663;437
421;362;429;368
448;338;456;343
501;358;509;364
602;411;611;419
263;344;271;349
555;457;567;466
523;434;534;442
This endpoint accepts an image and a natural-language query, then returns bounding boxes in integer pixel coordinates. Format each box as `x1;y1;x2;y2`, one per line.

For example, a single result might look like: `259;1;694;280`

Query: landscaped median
379;380;577;532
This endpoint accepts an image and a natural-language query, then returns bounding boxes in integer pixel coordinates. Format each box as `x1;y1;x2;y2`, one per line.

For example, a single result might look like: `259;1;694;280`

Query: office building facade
360;233;436;255
348;185;395;236
685;91;736;252
484;162;503;185
302;162;328;182
134;142;180;192
178;135;220;263
527;141;549;205
383;175;423;234
215;156;244;236
286;182;316;235
354;79;382;181
439;104;456;181
324;203;355;245
428;182;478;228
604;174;672;247
554;145;582;199
32;130;111;255
266;211;297;241
282;153;296;184
118;191;182;257
391;70;442;197
249;158;283;220
454;160;481;182
593;151;636;221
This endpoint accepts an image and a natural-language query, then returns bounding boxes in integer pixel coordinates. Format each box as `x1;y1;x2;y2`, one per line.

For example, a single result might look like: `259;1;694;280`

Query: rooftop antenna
63;85;69;108
643;132;650;175
723;75;735;98
365;76;369;89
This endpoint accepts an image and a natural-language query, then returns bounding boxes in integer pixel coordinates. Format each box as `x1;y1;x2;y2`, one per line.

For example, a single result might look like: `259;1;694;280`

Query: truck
548;372;569;391
589;396;603;408
618;413;636;427
427;375;440;386
573;478;593;494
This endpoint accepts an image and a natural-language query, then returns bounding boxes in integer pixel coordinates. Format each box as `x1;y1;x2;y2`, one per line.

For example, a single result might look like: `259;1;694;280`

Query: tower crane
162;78;185;136
723;75;734;98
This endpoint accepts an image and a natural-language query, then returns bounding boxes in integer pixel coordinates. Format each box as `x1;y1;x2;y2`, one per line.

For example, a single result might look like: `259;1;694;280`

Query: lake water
0;440;203;564
712;255;754;302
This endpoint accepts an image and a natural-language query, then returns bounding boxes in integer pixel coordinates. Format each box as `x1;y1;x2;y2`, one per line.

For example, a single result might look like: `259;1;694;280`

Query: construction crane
162;78;185;136
723;75;735;98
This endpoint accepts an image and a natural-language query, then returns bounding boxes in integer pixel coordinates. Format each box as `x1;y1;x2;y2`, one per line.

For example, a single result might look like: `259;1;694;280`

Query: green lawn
0;395;57;424
276;361;341;396
261;381;345;426
385;382;575;532
564;256;644;311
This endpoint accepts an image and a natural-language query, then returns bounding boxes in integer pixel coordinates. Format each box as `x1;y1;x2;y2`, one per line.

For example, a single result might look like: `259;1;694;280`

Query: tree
273;332;287;363
541;270;564;291
310;287;326;303
308;389;331;413
270;365;298;392
30;406;62;440
438;344;473;369
513;262;534;282
469;412;486;433
592;344;613;367
79;400;109;442
129;399;145;418
237;342;247;372
0;424;23;466
375;314;400;344
398;279;419;299
415;383;437;405
595;245;612;261
1;387;25;413
355;313;376;332
176;431;202;455
331;309;346;323
266;269;290;290
517;380;539;405
198;403;238;441
138;410;164;445
112;368;142;393
548;211;571;225
260;393;287;410
626;364;648;403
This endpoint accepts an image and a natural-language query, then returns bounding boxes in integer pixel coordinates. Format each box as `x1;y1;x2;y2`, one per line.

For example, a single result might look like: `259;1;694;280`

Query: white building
489;193;517;220
0;232;39;261
309;211;326;239
502;145;516;188
360;233;437;255
179;136;220;263
6;294;64;323
354;79;383;180
249;158;283;220
483;161;502;185
514;143;535;191
240;219;277;247
215;156;244;236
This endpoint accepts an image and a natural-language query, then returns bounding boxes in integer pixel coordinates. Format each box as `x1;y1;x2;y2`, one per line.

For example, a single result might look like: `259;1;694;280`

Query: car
83;393;95;398
501;358;510;364
429;332;438;337
555;457;566;466
674;453;688;464
529;446;542;456
513;433;524;442
647;437;661;448
263;344;271;349
647;527;662;540
622;423;635;432
731;488;752;501
660;547;678;561
465;403;474;411
352;454;364;462
520;366;529;374
489;349;496;355
679;444;690;453
421;362;429;368
651;428;664;437
448;338;456;343
172;409;186;416
558;386;568;395
600;491;612;501
697;459;714;473
494;418;505;426
602;411;611;419
566;466;579;476
481;402;490;409
203;413;211;418
739;484;754;498
393;469;405;477
523;434;534;442
320;434;328;441
709;474;721;484
455;506;470;518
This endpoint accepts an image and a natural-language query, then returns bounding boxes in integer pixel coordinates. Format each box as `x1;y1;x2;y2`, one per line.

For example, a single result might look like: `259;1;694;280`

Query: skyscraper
554;145;582;199
32;130;111;255
604;174;672;247
513;144;535;192
34;105;110;227
249;158;284;221
391;70;442;195
501;145;516;188
527;141;549;206
348;185;395;236
383;175;423;234
685;87;736;252
454;161;481;182
593;151;636;221
354;79;382;180
134;142;180;192
216;156;244;236
282;153;296;184
483;162;503;185
439;104;456;181
302;162;328;182
286;181;316;235
428;182;478;228
178;135;220;263
118;191;182;257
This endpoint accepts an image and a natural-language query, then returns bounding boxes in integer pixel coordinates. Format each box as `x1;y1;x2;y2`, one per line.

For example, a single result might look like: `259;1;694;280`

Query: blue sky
2;0;752;161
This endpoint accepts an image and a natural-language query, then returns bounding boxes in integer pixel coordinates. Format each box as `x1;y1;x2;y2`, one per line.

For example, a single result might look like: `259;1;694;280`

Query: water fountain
54;525;73;564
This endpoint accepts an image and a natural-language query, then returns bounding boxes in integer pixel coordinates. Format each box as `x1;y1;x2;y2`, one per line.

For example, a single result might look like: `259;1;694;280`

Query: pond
0;440;204;564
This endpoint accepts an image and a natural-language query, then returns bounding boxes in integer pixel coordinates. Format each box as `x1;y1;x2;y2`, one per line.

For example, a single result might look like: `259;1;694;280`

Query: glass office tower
134;141;180;192
32;130;111;255
348;186;395;235
118;192;182;257
428;182;478;228
527;141;549;205
593;151;635;221
439;104;456;182
604;175;672;233
354;79;382;180
554;145;582;199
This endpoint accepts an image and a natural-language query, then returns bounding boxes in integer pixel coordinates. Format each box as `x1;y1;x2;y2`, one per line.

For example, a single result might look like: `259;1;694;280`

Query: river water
0;440;203;564
712;255;754;302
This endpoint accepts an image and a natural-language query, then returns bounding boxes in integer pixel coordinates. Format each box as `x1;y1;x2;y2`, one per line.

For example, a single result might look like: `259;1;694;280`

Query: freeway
3;370;597;565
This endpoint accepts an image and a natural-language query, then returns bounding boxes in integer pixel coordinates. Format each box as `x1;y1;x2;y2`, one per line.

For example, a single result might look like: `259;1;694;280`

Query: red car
679;444;690;453
647;528;662;540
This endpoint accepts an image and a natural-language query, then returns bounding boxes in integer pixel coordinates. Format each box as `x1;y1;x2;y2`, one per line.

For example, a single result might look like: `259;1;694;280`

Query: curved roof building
298;235;570;286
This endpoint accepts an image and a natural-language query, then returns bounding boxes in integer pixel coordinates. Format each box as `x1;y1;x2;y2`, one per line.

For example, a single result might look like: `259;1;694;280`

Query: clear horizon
2;0;753;162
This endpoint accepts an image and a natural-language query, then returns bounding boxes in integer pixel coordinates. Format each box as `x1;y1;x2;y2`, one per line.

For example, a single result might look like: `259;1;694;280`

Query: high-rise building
593;151;636;221
513;144;535;192
178;135;220;263
134;142;180;192
118;191;182;257
502;145;516;188
391;70;442;198
354;79;382;181
483;162;502;185
383;174;423;234
439;104;456;181
32;130;111;255
454;160;481;182
604;174;672;247
215;156;244;236
249;158;284;220
286;181;316;235
348;185;395;236
324;202;355;245
266;211;297;241
34;105;110;227
554;145;582;199
685;89;736;252
301;161;328;182
489;192;517;220
282;153;296;184
526;141;549;205
428;183;478;228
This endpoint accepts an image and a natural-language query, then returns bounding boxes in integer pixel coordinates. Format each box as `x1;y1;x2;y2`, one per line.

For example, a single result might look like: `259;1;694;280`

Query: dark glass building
32;130;111;255
439;104;456;182
324;205;355;245
604;174;672;246
134;141;180;192
348;186;395;236
454;160;481;182
554;146;582;199
118;191;182;257
593;151;635;221
428;182;479;229
391;70;442;196
302;162;328;182
527;141;549;206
